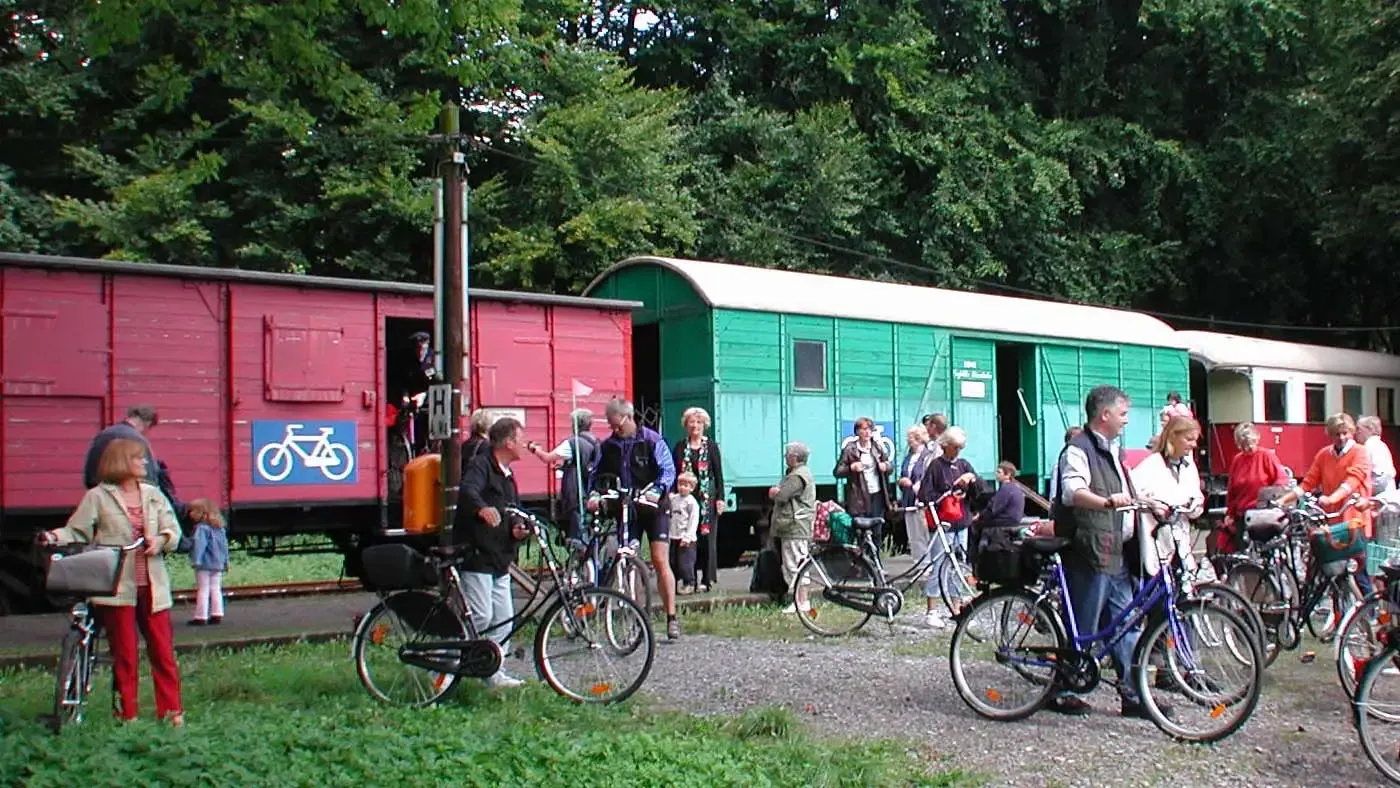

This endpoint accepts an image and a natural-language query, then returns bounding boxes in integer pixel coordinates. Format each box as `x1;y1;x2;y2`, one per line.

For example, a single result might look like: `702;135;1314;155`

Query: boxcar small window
793;340;827;392
1344;385;1364;418
1263;380;1287;422
1305;383;1327;424
1380;388;1395;424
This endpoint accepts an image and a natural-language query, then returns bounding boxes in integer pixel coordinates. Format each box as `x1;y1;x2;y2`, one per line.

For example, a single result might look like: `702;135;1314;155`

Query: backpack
571;433;599;478
749;547;787;597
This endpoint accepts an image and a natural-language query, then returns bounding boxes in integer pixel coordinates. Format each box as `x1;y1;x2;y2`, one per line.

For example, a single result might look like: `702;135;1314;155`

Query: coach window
793;340;828;392
1305;383;1327;424
1262;380;1287;422
1343;385;1364;419
1380;387;1395;424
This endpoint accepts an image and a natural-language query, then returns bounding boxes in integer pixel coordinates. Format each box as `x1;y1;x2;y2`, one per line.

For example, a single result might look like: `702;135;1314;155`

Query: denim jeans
460;571;515;654
1064;561;1140;703
924;528;969;599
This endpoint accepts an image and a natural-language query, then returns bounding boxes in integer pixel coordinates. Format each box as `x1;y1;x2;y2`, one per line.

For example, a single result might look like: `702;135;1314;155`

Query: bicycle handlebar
39;536;146;553
893;488;960;513
595;482;660;509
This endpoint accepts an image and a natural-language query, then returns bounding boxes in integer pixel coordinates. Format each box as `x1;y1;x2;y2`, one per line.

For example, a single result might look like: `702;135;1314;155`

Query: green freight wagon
584;257;1189;565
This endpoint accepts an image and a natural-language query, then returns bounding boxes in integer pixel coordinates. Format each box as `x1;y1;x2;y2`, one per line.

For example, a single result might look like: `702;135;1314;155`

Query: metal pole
440;102;467;546
432;184;445;379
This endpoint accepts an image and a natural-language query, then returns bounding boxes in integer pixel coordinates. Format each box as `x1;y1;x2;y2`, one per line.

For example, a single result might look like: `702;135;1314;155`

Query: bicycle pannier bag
813;500;844;543
1311;520;1367;565
45;547;126;597
360;544;435;591
973;527;1037;587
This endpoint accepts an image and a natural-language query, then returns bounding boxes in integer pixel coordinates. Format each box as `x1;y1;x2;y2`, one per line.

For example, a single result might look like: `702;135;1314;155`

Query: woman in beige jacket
42;437;185;725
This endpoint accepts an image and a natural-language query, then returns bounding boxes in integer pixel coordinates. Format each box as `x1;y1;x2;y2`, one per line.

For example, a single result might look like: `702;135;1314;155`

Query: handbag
937;493;965;525
45;546;127;597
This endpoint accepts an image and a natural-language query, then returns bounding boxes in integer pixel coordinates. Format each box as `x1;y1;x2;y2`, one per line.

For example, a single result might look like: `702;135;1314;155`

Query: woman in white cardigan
1131;415;1206;579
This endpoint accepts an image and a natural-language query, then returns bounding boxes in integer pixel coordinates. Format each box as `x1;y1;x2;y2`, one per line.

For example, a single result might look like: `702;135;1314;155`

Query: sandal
167;712;185;727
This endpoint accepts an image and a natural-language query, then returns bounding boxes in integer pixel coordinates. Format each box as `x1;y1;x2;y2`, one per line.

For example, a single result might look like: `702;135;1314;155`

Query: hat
410;331;431;342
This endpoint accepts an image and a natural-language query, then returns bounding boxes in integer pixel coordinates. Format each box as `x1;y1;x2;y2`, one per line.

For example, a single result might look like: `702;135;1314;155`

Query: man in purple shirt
586;398;680;639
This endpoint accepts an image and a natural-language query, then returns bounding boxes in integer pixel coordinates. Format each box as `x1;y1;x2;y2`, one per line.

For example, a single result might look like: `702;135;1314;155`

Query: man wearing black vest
1050;385;1154;719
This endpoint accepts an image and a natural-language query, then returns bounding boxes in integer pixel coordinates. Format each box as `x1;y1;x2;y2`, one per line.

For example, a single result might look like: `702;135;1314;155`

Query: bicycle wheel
51;631;85;732
1134;600;1263;743
1338;593;1400;698
1353;640;1400;782
352;591;466;707
792;549;874;637
1192;582;1271;666
534;586;655;703
1226;562;1287;663
1306;573;1355;643
937;546;977;619
949;589;1066;722
613;557;653;612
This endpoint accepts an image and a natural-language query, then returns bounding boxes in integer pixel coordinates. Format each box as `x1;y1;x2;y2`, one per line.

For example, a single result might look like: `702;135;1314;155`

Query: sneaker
781;603;797;614
667;617;681;640
485;671;523;689
924;612;946;630
209;616;223;625
187;619;207;627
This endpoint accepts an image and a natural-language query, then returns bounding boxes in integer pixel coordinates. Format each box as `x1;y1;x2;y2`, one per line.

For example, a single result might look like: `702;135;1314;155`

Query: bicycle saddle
851;517;884;531
1021;536;1070;554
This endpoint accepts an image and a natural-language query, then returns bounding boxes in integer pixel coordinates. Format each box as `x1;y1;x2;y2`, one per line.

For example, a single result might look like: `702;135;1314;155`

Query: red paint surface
0;264;634;513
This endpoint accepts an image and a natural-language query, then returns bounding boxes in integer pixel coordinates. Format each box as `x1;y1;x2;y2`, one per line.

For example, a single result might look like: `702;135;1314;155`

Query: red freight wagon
0;252;637;612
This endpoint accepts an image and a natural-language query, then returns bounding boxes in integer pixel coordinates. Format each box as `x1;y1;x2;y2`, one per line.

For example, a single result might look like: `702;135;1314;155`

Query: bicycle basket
1310;520;1367;565
44;546;126;597
359;544;436;591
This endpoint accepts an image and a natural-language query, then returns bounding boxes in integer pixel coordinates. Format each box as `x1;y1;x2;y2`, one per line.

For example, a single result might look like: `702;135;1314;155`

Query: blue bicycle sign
252;421;358;485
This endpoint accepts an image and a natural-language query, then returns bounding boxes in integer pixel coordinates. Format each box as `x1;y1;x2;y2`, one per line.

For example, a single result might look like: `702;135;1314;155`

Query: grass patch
166;535;348;591
0;641;969;787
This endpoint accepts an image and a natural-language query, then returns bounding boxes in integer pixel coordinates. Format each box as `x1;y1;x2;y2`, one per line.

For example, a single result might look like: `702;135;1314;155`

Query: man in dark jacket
454;416;529;689
1050;385;1162;719
83;405;185;525
587;398;679;640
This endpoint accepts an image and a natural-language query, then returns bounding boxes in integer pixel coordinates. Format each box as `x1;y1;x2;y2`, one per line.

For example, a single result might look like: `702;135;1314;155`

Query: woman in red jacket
1216;422;1290;556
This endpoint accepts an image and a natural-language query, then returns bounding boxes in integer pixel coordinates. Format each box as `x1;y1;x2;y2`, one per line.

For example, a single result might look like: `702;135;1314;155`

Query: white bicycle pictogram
256;424;356;482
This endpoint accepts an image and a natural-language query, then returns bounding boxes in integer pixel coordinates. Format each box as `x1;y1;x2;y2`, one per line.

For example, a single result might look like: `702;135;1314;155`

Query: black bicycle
45;537;146;732
351;507;655;706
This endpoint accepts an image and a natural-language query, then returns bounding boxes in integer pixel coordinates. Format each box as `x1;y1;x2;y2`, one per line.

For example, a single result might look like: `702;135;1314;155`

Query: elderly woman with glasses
1215;422;1291;557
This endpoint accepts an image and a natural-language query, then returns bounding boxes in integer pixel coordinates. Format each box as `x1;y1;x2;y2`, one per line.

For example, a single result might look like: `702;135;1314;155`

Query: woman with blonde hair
39;438;185;725
672;406;726;591
1130;416;1205;578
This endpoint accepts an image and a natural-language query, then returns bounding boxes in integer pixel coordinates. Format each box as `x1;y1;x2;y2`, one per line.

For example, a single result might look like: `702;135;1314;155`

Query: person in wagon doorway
834;418;894;542
40;438;185;725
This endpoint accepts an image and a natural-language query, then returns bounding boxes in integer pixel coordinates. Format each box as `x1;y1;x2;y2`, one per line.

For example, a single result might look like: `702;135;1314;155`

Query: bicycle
1336;497;1400;697
45;537;146;732
789;490;974;637
573;481;658;612
350;506;654;706
256;423;356;482
949;501;1264;743
1350;565;1400;784
1225;493;1366;664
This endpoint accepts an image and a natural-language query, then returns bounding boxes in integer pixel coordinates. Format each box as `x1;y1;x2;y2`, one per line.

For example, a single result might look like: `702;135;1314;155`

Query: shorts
627;504;670;544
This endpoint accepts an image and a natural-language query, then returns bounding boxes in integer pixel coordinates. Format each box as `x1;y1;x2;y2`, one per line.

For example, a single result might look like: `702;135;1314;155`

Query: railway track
170;579;364;603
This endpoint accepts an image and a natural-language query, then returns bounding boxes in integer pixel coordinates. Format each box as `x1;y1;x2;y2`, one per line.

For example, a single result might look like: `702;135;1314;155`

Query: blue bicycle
949;501;1264;743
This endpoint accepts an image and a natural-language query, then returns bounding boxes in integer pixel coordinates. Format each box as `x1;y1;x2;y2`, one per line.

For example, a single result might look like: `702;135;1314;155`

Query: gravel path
639;621;1391;787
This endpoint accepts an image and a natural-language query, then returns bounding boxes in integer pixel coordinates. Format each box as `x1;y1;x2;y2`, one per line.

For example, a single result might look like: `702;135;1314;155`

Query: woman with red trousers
42;437;186;725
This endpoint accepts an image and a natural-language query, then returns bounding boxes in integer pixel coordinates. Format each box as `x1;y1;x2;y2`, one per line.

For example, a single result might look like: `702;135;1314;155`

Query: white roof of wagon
1180;330;1400;379
588;257;1187;349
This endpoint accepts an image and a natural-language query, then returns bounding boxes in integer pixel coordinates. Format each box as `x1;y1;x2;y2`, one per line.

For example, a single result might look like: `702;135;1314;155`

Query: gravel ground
638;618;1392;788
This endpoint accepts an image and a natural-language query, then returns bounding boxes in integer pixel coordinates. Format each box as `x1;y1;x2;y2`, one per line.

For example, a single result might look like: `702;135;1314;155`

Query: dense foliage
3;0;1398;344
